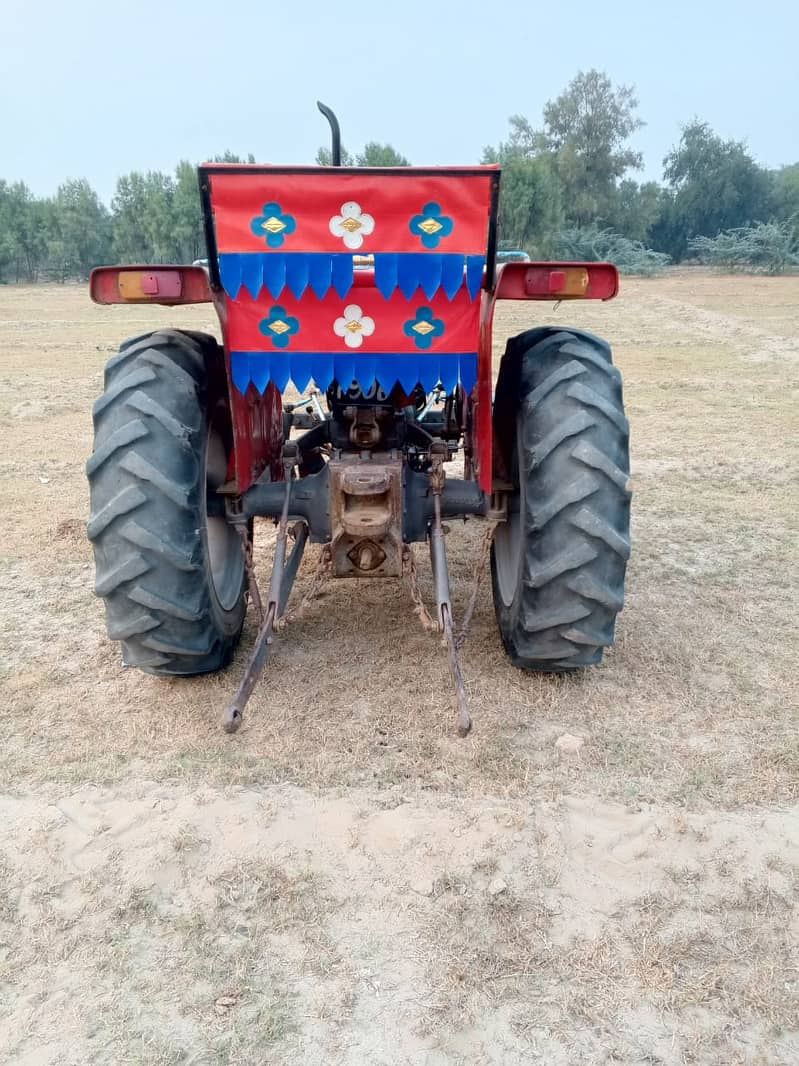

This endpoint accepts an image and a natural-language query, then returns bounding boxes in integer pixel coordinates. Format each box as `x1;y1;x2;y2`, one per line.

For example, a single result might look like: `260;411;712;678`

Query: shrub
552;225;670;276
688;221;799;274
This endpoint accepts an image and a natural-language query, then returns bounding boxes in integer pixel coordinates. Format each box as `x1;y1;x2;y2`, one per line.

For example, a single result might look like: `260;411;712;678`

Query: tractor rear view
87;104;630;735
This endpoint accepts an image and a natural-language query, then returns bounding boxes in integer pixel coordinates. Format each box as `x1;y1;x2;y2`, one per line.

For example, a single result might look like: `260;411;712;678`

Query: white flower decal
333;304;375;349
329;201;375;249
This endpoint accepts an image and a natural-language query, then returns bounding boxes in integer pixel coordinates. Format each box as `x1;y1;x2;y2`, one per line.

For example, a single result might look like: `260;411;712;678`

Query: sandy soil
1;273;798;1064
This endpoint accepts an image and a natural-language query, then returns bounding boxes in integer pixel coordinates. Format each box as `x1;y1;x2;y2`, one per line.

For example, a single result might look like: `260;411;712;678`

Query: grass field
1;273;798;1064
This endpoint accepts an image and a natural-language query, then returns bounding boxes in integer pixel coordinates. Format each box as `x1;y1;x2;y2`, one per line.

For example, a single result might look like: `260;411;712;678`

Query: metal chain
402;545;440;633
273;542;332;630
237;523;264;625
402;519;498;646
455;520;497;650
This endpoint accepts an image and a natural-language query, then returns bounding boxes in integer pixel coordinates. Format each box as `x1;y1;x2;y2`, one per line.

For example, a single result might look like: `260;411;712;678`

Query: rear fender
474;262;619;491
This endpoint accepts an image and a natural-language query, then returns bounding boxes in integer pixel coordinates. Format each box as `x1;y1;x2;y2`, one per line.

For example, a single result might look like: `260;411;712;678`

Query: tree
210;151;256;164
141;171;177;262
770;163;799;237
112;172;153;263
355;143;410;166
539;69;644;226
316;145;355;166
315;142;409;166
610;180;663;244
47;179;111;280
0;180;48;282
661;121;771;259
172;160;205;263
481;144;562;252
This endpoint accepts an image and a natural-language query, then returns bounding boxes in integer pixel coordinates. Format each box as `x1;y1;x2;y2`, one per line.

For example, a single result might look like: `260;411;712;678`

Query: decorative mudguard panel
202;166;498;396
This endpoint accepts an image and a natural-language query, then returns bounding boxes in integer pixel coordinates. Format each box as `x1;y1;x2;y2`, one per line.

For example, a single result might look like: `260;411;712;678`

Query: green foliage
47;180;112;280
769;164;799;236
315;142;409;166
659;121;771;259
482;145;563;254
609;180;663;244
315;145;355;166
540;69;644;226
0;180;48;281
487;70;645;248
356;143;410;166
688;222;799;274
553;226;670;276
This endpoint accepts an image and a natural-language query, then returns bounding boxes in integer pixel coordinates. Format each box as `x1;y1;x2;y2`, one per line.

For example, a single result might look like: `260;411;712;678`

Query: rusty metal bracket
222;443;305;734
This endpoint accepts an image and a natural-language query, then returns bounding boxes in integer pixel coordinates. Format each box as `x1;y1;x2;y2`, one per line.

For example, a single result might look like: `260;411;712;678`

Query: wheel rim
493;420;523;607
494;495;522;607
204;429;245;612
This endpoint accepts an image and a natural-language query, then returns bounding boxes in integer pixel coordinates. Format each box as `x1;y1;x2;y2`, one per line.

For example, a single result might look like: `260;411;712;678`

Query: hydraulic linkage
222;443;307;733
428;442;472;737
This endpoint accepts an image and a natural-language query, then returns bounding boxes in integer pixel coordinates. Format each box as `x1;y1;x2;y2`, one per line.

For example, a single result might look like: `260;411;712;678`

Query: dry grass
1;274;798;1063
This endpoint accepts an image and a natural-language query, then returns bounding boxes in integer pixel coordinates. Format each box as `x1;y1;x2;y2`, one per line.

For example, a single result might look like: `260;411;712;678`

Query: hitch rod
223;446;301;733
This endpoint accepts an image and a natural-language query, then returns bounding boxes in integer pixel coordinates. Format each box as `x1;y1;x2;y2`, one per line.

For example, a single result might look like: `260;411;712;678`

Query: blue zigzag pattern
230;351;478;397
219;253;485;302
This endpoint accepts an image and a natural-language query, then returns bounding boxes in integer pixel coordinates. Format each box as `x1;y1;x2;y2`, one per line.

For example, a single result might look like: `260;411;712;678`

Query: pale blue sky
3;0;797;201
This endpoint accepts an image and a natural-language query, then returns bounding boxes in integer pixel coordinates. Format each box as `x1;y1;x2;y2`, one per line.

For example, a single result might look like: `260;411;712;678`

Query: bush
552;225;670;276
688;221;799;274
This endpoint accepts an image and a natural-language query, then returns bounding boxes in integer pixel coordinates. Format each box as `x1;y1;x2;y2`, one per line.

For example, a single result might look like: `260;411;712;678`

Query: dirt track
1;275;798;1064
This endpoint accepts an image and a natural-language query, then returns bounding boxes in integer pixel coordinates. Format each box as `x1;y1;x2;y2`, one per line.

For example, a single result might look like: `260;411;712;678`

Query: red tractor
87;105;630;735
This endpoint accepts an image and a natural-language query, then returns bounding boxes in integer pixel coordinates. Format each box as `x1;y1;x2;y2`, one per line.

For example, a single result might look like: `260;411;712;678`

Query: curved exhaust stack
316;101;342;167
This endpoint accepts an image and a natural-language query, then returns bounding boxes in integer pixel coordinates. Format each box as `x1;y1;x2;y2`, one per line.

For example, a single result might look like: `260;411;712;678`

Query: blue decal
250;202;296;248
438;353;460;394
333;352;356;391
398;254;425;300
374;254;399;300
459;354;478;395
331;254;354;299
258;306;299;349
241;254;264;300
289;352;315;394
269;350;291;393
394;355;419;394
403;307;445;350
285;256;310;300
418;255;444;300
230;350;251;394
262;255;287;299
220;254;244;299
418;356;441;393
249;353;271;394
313;354;335;390
466;256;485;299
409;202;454;249
308;256;332;299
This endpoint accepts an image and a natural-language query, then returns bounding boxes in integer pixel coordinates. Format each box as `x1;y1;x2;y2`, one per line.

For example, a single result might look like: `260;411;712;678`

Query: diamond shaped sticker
418;217;443;235
412;320;436;336
262;216;287;234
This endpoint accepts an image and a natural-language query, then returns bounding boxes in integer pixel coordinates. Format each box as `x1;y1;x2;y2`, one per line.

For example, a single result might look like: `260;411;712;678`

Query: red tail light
495;261;619;301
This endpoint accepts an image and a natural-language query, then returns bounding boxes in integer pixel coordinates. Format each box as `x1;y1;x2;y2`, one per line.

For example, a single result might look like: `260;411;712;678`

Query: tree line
2;70;798;283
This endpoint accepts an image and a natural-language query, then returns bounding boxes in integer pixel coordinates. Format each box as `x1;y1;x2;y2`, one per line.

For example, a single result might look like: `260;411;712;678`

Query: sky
3;0;798;203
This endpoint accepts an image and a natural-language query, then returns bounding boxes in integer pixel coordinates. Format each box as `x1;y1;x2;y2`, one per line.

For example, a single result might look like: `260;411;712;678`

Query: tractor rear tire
87;330;247;675
490;328;631;671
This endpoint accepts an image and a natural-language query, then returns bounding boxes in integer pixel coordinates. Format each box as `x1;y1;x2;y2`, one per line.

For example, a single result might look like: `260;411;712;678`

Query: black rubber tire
87;330;247;675
490;328;631;671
